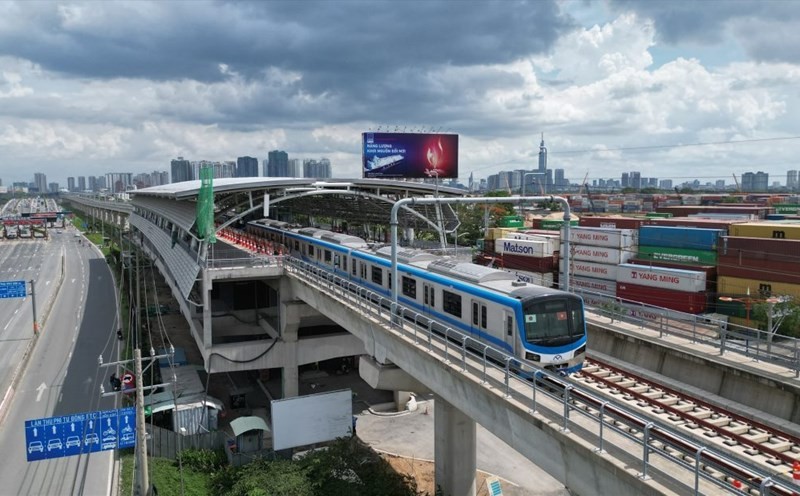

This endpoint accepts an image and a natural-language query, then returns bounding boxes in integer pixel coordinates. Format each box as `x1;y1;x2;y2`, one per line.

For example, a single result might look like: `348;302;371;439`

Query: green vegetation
751;299;800;338
121;441;419;496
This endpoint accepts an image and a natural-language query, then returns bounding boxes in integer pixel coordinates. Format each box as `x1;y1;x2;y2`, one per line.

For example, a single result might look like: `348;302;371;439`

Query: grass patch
119;452;214;496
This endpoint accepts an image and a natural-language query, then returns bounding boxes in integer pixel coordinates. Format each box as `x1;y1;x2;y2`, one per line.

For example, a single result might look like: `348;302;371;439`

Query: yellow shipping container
717;275;800;300
729;222;800;240
486;228;516;240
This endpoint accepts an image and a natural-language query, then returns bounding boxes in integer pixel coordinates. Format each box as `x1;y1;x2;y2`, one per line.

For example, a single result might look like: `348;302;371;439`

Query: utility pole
29;279;38;334
134;348;148;495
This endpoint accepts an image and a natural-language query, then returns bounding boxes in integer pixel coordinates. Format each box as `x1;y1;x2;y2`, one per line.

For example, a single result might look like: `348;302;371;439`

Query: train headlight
525;352;541;362
575;345;586;356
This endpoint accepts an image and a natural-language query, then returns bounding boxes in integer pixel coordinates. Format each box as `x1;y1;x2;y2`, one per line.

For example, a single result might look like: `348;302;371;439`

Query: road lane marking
36;382;47;402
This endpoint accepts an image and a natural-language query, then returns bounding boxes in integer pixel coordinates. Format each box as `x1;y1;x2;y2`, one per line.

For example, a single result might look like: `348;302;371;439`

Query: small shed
230;416;270;453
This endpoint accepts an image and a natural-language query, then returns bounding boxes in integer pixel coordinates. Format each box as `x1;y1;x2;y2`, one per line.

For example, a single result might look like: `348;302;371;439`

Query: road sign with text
24;407;135;462
0;280;26;299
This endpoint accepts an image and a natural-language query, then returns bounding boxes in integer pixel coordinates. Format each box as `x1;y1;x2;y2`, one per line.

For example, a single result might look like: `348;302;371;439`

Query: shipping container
628;258;717;291
559;258;618;281
729;222;800;240
717;275;800;301
506;232;560;253
645;212;673;218
496;238;554;257
655;205;772;219
719;235;800;263
542;219;578;230
713;299;748;319
560;275;617;295
766;214;786;221
774;204;800;215
643;217;744;232
563;243;635;265
638;226;724;251
568;226;638;249
616;283;708;314
717;263;800;286
502;269;554;287
497;216;524;228
499;253;556;272
578;216;648;230
637;245;717;265
486;228;517;241
616;263;706;292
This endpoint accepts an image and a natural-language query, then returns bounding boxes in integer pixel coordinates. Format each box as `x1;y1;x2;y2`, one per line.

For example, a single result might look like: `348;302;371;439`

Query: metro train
247;219;587;374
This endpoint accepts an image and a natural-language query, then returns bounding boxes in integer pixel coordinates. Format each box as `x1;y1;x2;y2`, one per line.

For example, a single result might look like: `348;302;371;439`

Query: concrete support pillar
201;269;213;350
394;390;412;411
280;278;301;398
434;397;477;496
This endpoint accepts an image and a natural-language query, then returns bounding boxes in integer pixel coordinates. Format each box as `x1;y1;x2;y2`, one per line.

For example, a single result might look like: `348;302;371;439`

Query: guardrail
573;289;800;377
205;254;284;270
284;257;794;495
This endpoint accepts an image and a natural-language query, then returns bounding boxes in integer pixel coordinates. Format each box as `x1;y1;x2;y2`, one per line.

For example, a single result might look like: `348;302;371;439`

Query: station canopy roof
131;177;466;229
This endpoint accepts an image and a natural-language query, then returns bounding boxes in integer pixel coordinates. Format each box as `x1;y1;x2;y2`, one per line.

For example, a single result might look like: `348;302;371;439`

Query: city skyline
1;2;799;185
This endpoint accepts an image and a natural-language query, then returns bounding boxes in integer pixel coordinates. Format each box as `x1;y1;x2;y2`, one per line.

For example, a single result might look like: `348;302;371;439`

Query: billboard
362;132;458;179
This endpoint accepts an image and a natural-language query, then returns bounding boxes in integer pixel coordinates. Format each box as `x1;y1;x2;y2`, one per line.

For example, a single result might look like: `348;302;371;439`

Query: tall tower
537;133;547;172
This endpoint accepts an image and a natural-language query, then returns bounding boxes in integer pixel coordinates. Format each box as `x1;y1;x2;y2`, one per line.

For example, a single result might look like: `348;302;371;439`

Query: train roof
319;231;368;248
374;246;438;264
427;259;517;284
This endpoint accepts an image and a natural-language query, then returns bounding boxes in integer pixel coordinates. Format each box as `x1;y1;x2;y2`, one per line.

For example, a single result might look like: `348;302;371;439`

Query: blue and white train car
248;219;586;374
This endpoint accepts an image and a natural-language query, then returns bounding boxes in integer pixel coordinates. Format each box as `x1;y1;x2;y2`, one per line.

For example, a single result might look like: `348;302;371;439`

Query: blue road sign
0;280;26;299
24;407;135;462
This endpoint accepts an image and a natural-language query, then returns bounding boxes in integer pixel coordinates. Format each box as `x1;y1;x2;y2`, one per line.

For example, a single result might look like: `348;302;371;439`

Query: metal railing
283;257;795;495
574;288;800;377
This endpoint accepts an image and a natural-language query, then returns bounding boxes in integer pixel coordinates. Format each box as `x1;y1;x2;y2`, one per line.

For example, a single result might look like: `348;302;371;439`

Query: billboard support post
390;196;572;311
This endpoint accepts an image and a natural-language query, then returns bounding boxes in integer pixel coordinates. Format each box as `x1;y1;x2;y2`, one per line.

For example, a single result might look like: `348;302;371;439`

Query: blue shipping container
766;214;786;221
638;226;724;251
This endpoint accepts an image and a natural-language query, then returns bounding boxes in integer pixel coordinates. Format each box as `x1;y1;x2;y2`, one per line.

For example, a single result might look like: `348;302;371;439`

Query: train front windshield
522;297;585;346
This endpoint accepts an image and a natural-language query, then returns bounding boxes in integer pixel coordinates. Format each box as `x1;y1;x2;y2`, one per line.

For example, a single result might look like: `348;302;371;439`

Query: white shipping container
616;263;706;293
562;243;634;265
503;269;554;287
496;238;553;257
559;258;618;281
568;227;638;250
561;275;617;295
507;232;560;253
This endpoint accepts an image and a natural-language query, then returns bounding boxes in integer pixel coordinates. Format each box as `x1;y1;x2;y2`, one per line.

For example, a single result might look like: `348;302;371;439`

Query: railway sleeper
765;439;793;452
725;424;750;435
614;379;636;388
628;385;650;394
671;403;697;412
743;431;770;443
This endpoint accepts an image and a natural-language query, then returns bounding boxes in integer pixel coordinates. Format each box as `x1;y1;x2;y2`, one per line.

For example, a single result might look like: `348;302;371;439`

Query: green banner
196;167;216;244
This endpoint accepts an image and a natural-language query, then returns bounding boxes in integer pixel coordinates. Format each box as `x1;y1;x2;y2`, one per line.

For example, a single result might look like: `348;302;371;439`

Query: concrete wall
588;323;800;426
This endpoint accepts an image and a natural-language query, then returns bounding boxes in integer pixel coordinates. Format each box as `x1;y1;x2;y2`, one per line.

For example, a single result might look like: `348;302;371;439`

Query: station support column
201;270;213;349
434;396;477;496
280;278;301;398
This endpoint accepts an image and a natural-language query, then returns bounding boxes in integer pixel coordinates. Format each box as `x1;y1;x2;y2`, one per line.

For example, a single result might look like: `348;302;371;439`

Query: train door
470;300;487;339
423;283;435;314
503;310;516;355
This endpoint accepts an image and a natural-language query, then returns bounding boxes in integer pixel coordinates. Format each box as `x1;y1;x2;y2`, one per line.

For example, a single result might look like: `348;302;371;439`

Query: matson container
616;263;706;293
717;276;800;300
729;222;800;240
565;244;634;265
503;269;554;287
637;245;717;265
507;232;560;254
496;238;554;257
568;227;638;250
560;259;618;281
638;226;723;251
616;283;708;314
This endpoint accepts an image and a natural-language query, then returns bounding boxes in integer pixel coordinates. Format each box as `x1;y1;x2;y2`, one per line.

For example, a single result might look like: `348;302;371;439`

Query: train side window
506;316;513;337
360;262;367;279
431;288;435;307
424;285;429;305
370;266;382;284
402;276;417;299
352;260;358;276
294;240;299;251
481;305;487;329
442;290;461;318
472;302;479;326
307;243;314;256
325;250;332;263
342;256;347;272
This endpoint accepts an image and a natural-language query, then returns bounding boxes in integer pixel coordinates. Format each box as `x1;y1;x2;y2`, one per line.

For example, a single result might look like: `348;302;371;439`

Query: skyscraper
78;176;86;192
34;172;47;194
171;157;193;183
554;169;566;191
266;150;290;177
787;170;798;191
630;171;641;190
236;156;259;177
621;172;629;188
67;177;75;192
537;134;547;172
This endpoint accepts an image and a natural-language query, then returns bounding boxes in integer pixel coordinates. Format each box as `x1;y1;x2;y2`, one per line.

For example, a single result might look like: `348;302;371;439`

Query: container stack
717;225;800;315
559;226;637;301
494;232;558;286
616;264;709;313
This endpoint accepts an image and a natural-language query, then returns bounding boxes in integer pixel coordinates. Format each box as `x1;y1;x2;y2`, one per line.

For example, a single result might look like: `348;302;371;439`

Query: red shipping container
498;253;555;272
717;236;800;285
644;217;745;232
578;216;647;230
616;282;708;314
655;206;771;219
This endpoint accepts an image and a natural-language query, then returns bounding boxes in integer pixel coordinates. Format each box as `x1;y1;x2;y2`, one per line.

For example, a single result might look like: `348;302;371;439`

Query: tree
751;298;800;340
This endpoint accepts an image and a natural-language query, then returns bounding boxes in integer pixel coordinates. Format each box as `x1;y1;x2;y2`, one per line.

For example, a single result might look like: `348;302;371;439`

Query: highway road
0;228;123;495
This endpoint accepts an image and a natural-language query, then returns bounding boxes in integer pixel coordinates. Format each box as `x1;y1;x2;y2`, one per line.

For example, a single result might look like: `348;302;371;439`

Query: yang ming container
568;227;638;250
616;263;706;293
560;258;618;281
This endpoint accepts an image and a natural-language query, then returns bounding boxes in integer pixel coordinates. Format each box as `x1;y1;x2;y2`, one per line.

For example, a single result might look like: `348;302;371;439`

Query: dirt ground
382;453;514;496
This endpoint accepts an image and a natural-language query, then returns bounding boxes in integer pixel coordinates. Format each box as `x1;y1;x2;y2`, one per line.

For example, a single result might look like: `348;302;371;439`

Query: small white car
28;441;44;454
65;436;81;448
47;439;63;451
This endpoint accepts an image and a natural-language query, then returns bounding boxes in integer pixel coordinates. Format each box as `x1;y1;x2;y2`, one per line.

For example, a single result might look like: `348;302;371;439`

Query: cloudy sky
1;0;799;188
